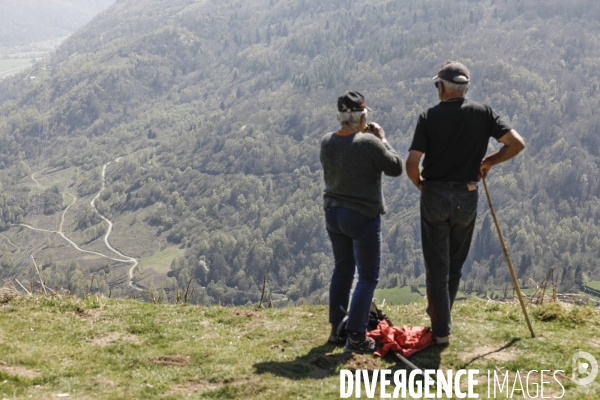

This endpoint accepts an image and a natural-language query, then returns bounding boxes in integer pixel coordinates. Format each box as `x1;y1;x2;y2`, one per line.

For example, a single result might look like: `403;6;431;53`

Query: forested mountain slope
0;0;599;304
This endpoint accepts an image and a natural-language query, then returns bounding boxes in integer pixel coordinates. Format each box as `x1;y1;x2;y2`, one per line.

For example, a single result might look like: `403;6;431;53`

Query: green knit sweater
320;131;403;218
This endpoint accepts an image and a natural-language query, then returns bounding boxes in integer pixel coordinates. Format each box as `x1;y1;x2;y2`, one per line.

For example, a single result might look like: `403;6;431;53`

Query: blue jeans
325;207;381;334
420;181;478;337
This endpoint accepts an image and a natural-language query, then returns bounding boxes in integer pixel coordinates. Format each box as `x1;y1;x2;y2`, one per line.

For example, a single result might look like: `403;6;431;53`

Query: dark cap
337;91;371;113
433;61;470;84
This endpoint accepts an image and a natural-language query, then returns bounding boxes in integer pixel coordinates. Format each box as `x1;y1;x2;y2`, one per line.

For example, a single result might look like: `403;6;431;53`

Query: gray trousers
420;181;478;337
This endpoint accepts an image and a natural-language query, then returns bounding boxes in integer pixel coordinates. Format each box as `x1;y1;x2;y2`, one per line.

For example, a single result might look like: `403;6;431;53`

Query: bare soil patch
144;355;191;366
306;352;382;378
90;332;141;347
75;307;103;321
233;309;265;318
0;285;21;304
342;353;383;371
0;364;41;379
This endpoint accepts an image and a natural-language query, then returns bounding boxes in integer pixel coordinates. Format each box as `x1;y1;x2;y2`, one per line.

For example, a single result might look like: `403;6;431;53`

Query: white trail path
90;160;141;290
15;160;142;290
30;168;47;188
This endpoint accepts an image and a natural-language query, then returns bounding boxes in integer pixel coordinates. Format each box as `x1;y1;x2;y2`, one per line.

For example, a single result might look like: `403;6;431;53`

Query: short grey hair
439;78;469;94
337;109;367;126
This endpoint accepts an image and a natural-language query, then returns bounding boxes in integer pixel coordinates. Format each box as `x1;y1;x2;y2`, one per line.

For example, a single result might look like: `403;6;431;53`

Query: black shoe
328;316;348;345
328;327;347;345
343;336;378;354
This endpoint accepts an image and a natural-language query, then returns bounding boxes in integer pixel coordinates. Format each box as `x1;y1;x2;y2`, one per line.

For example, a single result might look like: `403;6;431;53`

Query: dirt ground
144;355;192;366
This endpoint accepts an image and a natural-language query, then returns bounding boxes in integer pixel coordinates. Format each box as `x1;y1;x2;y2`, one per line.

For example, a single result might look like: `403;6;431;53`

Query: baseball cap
337;91;371;112
432;61;470;84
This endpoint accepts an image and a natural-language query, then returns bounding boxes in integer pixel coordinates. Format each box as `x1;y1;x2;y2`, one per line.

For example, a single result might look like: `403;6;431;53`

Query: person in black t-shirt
406;61;525;344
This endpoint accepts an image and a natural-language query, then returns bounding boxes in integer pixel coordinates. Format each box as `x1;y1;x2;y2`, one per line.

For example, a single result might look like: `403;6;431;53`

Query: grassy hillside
0;295;598;399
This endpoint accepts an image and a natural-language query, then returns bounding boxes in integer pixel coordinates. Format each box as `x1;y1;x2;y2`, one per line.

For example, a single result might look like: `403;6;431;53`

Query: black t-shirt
409;98;512;182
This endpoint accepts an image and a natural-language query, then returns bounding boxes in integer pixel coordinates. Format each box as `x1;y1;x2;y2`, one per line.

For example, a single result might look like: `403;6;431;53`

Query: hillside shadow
253;342;447;380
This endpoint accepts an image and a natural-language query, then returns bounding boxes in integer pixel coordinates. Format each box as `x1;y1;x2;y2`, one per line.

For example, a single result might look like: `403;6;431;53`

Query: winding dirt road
90;160;140;289
30;168;47;188
15;160;142;290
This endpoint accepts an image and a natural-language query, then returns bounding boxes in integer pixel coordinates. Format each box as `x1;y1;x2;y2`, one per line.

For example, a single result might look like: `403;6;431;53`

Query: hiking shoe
344;336;378;354
328;327;347;345
435;335;450;345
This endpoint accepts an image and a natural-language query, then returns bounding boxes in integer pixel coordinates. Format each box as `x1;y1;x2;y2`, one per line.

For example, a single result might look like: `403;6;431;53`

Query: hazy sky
0;0;116;47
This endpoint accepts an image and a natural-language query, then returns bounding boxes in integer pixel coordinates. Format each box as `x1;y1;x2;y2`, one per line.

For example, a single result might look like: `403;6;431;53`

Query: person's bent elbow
385;161;403;177
505;129;525;153
405;151;422;173
515;136;525;153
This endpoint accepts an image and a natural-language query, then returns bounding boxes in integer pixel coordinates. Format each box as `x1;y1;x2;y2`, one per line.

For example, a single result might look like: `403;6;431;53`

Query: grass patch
374;286;424;305
28;167;75;191
0;296;597;398
374;286;471;305
138;246;185;274
587;280;600;291
532;302;598;325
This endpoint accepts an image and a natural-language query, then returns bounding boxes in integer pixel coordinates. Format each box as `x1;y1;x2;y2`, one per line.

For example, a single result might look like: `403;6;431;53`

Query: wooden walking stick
482;177;535;338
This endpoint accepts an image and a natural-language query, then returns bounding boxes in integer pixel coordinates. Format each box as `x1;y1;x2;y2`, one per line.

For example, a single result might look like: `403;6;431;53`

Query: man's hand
479;158;493;180
415;176;425;191
478;129;525;180
366;122;387;142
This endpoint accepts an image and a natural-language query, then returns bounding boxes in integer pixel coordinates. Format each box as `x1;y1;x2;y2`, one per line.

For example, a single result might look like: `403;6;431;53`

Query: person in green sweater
320;91;403;353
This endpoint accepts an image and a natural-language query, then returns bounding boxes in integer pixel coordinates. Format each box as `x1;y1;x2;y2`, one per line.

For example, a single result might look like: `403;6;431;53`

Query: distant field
0;58;31;76
375;286;515;305
138;246;185;274
374;286;424;305
587;280;600;290
33;36;69;48
584;281;600;303
484;287;533;299
0;35;66;78
29;167;75;191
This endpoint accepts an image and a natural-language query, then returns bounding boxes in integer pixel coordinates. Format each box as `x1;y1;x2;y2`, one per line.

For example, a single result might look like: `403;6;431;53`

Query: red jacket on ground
367;320;436;357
